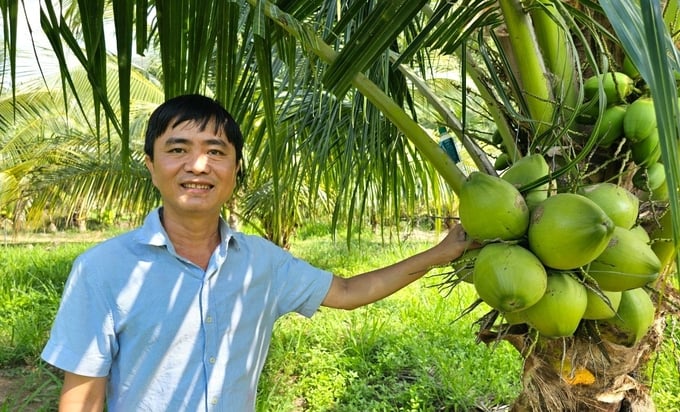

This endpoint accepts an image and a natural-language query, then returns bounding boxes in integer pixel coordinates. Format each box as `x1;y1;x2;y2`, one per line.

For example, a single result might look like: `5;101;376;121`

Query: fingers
455;223;469;241
454;225;483;250
446;223;470;244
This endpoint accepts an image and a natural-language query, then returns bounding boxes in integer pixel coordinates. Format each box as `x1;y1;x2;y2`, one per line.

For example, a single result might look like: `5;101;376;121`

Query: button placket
202;272;221;407
202;280;218;370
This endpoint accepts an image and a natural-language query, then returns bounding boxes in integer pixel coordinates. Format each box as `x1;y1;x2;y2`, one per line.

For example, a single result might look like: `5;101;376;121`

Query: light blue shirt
41;208;334;411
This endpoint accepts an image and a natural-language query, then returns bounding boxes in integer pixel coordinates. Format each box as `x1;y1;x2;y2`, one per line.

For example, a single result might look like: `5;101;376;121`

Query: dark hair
144;94;245;181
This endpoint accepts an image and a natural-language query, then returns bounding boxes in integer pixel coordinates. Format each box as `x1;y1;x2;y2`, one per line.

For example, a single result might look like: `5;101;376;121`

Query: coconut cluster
453;155;661;345
581;71;669;202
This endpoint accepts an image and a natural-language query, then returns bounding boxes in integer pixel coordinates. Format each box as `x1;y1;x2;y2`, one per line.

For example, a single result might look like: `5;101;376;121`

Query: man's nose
185;153;209;173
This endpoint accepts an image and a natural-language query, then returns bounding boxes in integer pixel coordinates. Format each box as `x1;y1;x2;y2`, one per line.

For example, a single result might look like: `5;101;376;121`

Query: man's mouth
182;183;212;190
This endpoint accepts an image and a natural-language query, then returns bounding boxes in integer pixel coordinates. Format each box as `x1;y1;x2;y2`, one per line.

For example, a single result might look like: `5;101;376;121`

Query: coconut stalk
247;0;467;193
389;51;495;174
418;4;522;170
497;0;556;138
461;46;523;164
528;0;579;116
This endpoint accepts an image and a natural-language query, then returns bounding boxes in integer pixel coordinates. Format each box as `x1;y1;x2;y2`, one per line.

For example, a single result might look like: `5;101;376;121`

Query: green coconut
578;182;639;229
584;72;635;105
630;128;661;166
596;104;628;147
623;97;657;143
458;172;530;242
599;288;655;346
521;272;587;338
494;153;512;170
587;226;661;291
628;225;651;244
633;162;666;191
582;289;622;320
651;180;669;201
528;193;615;270
473;243;547;313
501;154;551;210
503;310;527;325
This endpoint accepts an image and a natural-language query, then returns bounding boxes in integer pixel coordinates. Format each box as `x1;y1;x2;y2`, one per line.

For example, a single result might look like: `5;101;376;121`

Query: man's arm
59;372;107;412
322;224;476;310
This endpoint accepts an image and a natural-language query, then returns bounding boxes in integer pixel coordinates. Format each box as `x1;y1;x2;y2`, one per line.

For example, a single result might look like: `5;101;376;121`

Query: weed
0;362;61;411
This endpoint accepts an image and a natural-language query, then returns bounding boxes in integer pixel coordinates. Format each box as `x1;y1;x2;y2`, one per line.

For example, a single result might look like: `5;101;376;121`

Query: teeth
184;183;211;189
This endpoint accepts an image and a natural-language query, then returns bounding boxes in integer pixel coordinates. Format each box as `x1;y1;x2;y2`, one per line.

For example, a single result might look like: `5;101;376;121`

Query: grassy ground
258;231;522;411
0;224;678;411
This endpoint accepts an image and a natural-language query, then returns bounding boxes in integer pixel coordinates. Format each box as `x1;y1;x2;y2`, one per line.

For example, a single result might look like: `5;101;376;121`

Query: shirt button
206;316;213;323
211;397;218;405
209;357;216;364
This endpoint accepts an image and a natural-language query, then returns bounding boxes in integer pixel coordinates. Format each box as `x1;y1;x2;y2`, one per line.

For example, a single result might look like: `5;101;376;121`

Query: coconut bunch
579;70;669;202
450;154;661;345
622;96;670;202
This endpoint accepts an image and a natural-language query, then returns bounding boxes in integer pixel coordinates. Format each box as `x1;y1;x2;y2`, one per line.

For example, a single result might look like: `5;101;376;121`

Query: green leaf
323;0;428;97
601;0;680;280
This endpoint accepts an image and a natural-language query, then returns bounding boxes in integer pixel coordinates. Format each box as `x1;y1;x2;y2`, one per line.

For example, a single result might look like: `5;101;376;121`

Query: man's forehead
162;119;228;139
161;135;228;145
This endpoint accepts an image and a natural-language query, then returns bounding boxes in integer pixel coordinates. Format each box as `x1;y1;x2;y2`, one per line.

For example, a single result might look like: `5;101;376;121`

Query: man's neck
159;207;222;270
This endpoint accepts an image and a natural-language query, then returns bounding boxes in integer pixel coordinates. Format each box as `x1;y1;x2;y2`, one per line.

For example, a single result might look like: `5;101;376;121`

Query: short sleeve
41;256;117;377
272;250;334;318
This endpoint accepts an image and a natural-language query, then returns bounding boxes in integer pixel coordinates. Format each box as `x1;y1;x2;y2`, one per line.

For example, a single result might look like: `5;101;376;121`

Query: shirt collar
136;207;239;250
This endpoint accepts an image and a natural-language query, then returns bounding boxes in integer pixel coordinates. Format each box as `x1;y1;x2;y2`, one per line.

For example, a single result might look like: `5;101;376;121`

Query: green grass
0;242;85;411
0;243;86;367
0;225;678;411
256;230;521;411
647;314;680;409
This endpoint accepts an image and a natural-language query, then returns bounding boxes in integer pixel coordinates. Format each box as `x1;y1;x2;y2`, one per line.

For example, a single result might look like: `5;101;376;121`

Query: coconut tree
2;0;679;410
397;1;680;409
3;0;458;245
0;62;165;231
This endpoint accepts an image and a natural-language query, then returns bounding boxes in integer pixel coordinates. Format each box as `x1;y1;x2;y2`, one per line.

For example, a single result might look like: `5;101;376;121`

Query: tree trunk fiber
478;285;679;412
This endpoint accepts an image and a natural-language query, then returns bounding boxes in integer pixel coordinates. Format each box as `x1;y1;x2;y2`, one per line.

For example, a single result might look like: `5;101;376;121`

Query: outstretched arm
59;372;106;412
322;224;475;310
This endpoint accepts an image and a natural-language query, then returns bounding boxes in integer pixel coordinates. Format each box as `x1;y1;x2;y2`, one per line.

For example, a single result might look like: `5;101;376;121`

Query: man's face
145;119;240;219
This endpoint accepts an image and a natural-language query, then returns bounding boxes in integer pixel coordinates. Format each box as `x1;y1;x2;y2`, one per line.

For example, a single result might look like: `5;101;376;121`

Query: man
41;94;475;411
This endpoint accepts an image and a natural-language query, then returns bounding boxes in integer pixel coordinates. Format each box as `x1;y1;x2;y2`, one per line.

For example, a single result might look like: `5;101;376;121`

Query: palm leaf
0;61;164;229
601;0;680;278
111;0;135;169
0;0;18;109
322;0;427;97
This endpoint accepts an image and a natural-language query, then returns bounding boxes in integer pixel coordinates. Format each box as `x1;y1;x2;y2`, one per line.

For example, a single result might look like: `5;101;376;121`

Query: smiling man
41;94;475;412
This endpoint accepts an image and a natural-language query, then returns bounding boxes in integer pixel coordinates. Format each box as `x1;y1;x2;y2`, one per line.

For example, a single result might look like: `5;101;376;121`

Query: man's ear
145;155;156;187
144;155;153;172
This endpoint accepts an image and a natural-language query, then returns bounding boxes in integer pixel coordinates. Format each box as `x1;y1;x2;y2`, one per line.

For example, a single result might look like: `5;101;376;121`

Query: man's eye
169;147;185;153
208;149;225;156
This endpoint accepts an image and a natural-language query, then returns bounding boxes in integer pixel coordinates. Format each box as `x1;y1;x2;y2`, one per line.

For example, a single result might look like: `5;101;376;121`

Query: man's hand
433;223;480;265
322;223;477;310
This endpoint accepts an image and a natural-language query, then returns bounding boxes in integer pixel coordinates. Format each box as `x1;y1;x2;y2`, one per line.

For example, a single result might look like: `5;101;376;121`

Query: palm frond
0;0;19;107
322;0;428;97
601;0;680;278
